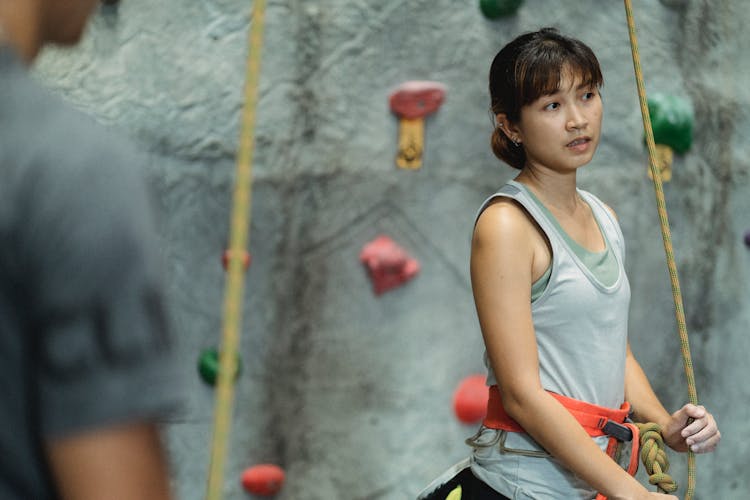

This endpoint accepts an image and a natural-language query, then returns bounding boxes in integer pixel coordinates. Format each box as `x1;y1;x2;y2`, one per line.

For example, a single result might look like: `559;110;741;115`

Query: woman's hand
661;404;720;453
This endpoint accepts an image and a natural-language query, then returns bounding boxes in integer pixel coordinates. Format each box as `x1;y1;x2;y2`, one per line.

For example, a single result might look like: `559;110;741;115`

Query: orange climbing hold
453;374;487;424
241;464;285;496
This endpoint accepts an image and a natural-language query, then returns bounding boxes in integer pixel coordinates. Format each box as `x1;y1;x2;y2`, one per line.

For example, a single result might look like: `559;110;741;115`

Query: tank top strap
577;189;627;263
474;181;564;251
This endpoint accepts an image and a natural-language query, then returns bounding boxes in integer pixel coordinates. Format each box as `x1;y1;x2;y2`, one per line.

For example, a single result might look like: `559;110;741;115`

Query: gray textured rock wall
35;0;749;498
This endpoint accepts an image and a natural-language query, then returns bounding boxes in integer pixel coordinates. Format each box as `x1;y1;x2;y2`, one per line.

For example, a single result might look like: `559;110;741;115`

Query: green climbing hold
647;93;694;154
479;0;523;19
198;347;242;386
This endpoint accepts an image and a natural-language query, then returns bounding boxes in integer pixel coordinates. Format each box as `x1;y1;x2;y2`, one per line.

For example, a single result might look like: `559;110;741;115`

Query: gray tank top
469;180;631;499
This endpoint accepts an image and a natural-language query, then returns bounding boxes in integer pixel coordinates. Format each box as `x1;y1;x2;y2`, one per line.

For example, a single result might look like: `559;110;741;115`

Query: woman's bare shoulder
473;197;537;245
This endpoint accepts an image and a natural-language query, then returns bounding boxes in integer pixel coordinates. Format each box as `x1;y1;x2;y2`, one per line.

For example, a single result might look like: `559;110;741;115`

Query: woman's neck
514;167;581;215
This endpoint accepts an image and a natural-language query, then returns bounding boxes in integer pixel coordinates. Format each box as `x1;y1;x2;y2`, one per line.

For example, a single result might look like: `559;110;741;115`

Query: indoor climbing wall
35;0;750;498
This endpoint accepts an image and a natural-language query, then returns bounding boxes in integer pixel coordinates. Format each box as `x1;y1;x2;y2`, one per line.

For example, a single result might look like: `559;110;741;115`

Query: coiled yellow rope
636;423;678;494
205;1;267;499
624;1;698;497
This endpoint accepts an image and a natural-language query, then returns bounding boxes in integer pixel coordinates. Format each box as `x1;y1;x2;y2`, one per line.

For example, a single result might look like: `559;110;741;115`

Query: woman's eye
544;102;559;111
583;91;595;100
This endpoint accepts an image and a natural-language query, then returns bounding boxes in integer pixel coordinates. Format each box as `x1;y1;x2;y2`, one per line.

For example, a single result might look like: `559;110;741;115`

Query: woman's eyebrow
541;87;562;97
545;82;593;96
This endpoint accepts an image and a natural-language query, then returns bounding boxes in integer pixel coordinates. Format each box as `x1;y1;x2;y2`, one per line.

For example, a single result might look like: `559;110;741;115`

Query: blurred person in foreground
0;1;182;498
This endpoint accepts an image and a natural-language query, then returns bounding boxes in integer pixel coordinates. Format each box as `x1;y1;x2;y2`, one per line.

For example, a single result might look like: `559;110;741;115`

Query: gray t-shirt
0;46;182;498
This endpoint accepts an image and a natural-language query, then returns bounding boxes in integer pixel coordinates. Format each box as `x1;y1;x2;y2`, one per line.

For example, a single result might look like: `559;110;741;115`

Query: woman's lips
566;137;591;152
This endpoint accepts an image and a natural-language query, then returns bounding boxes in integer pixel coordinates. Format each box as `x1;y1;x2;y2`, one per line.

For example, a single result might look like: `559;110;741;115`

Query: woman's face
515;67;603;173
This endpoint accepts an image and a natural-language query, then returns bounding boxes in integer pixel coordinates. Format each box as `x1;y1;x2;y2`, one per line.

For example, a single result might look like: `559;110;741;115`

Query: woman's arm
46;422;173;500
624;344;671;427
471;200;671;500
624;345;720;453
602;203;719;454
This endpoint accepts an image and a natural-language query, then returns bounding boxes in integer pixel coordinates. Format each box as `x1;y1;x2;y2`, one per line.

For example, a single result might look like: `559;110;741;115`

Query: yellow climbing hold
446;485;462;500
647;143;674;182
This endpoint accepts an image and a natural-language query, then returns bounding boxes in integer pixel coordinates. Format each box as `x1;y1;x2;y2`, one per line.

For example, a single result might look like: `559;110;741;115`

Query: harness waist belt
484;385;632;438
483;385;640;500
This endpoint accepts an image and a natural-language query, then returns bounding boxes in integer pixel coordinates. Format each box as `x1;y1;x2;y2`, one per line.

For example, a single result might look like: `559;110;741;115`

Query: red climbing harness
484;385;640;500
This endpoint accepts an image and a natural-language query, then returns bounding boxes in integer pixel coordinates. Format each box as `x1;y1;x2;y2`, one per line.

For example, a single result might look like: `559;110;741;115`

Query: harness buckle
603;420;633;442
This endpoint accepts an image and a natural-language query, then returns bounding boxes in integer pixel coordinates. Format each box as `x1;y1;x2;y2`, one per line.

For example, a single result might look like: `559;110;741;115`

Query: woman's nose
566;105;588;130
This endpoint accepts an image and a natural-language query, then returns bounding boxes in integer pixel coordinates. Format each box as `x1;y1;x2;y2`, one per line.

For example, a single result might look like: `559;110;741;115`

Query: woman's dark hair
489;27;603;169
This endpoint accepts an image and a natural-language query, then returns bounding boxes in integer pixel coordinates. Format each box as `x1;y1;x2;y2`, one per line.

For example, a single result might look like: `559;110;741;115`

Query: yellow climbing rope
205;1;267;499
636;423;678;494
623;1;699;498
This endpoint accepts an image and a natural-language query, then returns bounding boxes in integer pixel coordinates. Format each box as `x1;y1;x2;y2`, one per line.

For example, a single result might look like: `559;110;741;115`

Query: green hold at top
480;0;524;19
647;93;694;154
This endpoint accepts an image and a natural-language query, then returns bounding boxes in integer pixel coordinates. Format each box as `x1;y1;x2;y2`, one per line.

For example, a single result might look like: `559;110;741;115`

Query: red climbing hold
222;249;252;271
453;374;488;424
389;81;447;121
359;235;420;295
241;464;285;496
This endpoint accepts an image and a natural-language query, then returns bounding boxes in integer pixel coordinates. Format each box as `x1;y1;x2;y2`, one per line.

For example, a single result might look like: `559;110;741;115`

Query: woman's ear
495;113;522;144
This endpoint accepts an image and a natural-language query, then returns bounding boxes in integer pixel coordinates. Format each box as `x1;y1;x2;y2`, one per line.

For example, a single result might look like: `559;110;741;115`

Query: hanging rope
205;1;267;499
623;1;698;498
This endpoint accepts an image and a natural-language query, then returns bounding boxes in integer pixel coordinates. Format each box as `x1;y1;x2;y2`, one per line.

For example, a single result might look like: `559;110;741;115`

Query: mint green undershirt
523;187;619;301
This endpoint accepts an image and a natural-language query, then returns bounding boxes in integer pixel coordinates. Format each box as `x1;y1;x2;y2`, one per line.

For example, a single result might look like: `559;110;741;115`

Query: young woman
420;28;720;500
